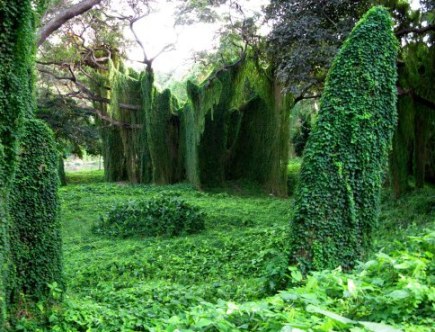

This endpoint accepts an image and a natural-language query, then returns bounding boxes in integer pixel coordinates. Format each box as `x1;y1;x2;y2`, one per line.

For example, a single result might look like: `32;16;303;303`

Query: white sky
125;0;268;79
124;0;422;79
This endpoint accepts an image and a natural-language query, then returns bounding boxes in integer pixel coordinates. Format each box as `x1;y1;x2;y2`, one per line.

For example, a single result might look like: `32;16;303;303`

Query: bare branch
37;0;104;47
129;13;151;65
38;67;141;111
395;24;435;37
149;43;176;64
294;94;321;104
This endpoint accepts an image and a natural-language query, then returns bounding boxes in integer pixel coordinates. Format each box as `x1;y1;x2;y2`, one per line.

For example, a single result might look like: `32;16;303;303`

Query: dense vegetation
290;7;399;272
1;0;434;330
9;119;62;308
14;170;434;331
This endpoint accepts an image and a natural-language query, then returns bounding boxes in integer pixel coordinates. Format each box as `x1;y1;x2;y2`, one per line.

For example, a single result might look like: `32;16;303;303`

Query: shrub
94;195;206;238
290;7;399;272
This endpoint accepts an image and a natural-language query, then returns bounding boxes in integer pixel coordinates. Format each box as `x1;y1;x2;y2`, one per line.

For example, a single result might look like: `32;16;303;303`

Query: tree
1;0;37;326
9;119;61;312
289;7;399;272
1;0;106;326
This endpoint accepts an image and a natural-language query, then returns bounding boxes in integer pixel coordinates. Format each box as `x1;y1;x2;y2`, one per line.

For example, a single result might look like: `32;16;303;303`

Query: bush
94;195;206;238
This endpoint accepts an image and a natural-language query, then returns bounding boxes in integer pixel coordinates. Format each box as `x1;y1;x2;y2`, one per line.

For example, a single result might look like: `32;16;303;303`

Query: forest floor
22;170;435;331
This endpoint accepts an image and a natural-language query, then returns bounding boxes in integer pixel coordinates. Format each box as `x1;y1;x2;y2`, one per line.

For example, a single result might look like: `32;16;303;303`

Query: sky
124;0;422;79
124;0;268;79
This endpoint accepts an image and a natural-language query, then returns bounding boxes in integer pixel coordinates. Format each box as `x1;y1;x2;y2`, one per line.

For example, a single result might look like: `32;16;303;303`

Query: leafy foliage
266;0;368;94
290;7;399;272
36;90;101;157
8;119;62;316
0;0;36;326
287;159;301;196
13;170;434;331
94;195;206;238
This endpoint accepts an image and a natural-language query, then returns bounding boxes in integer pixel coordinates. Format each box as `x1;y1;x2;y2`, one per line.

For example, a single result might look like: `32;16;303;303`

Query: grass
17;170;435;331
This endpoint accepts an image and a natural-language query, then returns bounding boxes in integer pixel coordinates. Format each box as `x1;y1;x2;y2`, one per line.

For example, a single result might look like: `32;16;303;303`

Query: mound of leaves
93;195;205;238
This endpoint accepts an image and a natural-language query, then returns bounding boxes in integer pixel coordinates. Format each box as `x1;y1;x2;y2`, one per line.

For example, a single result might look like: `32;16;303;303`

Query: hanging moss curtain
183;58;292;196
148;88;184;184
289;7;399;273
391;43;435;196
110;66;151;183
96;55;292;195
99;63;184;185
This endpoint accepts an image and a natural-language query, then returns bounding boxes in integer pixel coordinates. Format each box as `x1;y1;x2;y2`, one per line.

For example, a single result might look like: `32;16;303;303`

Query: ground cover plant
94;195;206;238
13;170;434;331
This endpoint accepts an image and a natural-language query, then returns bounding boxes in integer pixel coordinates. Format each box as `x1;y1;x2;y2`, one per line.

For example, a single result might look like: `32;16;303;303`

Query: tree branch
37;0;103;47
38;67;141;111
395;24;435;38
294;94;321;104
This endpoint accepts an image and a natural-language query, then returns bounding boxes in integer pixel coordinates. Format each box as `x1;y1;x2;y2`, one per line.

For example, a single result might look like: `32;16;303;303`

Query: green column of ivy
9;118;62;307
0;0;35;326
149;89;183;184
289;7;399;272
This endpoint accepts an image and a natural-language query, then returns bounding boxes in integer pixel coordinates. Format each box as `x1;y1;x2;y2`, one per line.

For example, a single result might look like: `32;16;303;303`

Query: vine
289;7;399;272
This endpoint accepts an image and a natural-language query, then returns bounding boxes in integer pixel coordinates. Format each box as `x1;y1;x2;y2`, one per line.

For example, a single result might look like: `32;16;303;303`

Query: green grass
16;170;434;331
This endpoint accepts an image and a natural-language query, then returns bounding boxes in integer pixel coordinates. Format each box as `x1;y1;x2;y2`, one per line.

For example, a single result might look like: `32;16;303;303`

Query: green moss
9;119;62;311
390;96;415;197
110;66;150;183
290;7;399;272
184;57;291;196
58;154;67;186
393;43;435;190
148;89;184;184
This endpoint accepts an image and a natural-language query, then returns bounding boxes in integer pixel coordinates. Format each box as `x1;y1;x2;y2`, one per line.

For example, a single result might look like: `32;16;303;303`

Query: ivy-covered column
9;119;62;306
0;0;35;326
289;7;399;272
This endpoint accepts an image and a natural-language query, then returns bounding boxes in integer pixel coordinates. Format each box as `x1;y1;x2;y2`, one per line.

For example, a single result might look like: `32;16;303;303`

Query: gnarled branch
37;0;103;47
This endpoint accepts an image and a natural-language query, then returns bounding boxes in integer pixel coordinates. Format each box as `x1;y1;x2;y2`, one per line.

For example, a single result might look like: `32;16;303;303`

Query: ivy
289;7;399;272
9;118;62;308
0;0;36;327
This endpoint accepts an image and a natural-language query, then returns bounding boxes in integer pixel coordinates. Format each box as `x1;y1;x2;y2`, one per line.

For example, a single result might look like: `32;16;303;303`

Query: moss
393;43;435;191
290;7;399;272
58;154;67;186
184;57;291;196
148;89;184;184
110;66;150;183
390;96;415;197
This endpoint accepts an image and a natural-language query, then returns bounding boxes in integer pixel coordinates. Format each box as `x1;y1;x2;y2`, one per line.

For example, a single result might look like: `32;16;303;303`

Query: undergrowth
93;195;205;238
15;170;435;331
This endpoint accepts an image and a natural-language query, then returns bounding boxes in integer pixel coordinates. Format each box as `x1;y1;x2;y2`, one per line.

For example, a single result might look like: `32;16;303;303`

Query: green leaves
290;6;399;272
94;194;206;238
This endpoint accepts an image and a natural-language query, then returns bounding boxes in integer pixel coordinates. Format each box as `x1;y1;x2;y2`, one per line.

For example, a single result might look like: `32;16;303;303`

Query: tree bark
37;0;103;47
